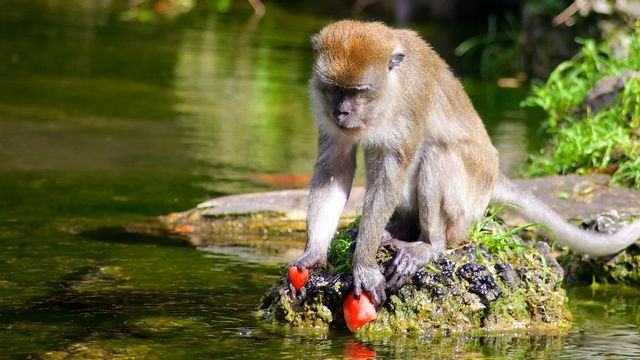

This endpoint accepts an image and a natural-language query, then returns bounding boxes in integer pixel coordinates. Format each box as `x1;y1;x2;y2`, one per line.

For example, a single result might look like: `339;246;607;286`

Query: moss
327;216;359;272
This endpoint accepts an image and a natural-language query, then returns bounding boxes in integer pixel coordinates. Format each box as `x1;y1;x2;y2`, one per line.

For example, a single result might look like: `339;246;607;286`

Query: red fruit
343;291;377;331
288;266;309;290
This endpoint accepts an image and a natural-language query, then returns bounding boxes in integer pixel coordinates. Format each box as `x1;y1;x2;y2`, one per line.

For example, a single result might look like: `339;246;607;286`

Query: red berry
343;291;377;331
288;266;309;290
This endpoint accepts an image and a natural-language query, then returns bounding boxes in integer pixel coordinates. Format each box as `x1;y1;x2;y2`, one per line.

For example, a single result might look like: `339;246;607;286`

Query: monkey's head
310;21;405;136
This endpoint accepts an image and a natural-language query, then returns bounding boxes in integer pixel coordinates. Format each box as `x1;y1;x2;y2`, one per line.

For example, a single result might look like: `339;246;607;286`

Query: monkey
290;20;640;306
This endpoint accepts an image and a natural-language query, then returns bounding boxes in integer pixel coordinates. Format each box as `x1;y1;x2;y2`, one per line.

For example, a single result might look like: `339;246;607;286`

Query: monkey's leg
386;145;466;289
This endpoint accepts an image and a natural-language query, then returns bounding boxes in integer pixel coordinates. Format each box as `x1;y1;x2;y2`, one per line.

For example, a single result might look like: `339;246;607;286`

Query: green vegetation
327;216;360;273
522;26;640;188
454;13;524;78
468;206;547;261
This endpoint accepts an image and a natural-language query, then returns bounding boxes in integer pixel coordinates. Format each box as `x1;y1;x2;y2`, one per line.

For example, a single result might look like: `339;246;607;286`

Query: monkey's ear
388;52;405;70
311;33;321;52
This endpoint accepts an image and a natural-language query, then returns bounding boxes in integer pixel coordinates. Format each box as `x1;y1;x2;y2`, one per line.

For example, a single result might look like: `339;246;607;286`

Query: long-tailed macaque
291;20;640;306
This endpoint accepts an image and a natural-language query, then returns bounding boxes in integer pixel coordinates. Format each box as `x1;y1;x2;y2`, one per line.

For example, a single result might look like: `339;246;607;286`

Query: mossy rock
258;236;571;335
561;210;640;286
124;316;207;337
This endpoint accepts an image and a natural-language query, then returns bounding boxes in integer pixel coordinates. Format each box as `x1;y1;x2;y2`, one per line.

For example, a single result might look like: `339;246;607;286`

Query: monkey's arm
294;134;357;269
353;152;406;306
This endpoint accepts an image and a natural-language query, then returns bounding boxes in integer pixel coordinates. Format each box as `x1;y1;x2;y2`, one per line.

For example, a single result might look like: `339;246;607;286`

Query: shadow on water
80;226;191;248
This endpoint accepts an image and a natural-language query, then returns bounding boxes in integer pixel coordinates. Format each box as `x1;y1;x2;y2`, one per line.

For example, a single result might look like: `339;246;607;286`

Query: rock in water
257;220;571;335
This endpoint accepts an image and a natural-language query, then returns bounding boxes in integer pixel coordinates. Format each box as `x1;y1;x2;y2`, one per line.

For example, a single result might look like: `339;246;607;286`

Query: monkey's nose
333;110;349;123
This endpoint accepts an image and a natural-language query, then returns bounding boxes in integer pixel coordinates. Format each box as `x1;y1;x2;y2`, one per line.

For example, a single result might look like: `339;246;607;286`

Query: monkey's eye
389;53;405;70
320;82;339;93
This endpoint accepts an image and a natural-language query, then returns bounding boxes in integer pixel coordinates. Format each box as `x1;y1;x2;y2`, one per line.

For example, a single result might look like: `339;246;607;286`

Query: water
1;1;639;358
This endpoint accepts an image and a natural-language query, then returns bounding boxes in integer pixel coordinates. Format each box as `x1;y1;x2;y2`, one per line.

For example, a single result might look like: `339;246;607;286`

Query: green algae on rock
258;219;571;335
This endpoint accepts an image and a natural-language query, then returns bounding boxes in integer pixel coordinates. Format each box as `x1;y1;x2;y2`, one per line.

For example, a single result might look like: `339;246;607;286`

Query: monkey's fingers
353;281;362;299
387;271;410;290
288;282;298;300
384;260;398;278
384;250;409;277
385;251;417;289
372;283;387;307
292;252;327;270
385;265;403;289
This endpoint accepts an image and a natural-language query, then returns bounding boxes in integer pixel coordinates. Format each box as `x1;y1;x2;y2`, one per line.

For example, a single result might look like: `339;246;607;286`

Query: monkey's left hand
353;264;387;307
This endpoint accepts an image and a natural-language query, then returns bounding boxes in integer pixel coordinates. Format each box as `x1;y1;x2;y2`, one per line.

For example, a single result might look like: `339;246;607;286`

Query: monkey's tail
491;174;640;256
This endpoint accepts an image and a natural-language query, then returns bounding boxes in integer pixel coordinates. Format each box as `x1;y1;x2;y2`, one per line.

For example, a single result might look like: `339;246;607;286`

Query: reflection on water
0;1;638;358
172;16;319;194
562;286;640;359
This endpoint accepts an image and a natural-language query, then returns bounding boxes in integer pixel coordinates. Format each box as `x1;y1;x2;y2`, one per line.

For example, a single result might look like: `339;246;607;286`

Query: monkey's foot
379;230;415;251
385;242;433;290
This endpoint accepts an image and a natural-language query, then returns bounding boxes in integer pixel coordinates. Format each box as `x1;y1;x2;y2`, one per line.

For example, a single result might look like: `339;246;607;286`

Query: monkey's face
318;83;376;131
310;21;405;137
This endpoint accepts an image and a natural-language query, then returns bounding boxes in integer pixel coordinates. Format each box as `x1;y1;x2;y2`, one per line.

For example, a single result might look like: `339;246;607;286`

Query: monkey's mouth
334;118;367;132
324;111;366;132
336;123;365;131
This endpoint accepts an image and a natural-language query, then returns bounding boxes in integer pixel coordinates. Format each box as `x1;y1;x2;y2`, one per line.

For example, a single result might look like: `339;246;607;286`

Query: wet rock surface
258;233;571;335
157;175;640;248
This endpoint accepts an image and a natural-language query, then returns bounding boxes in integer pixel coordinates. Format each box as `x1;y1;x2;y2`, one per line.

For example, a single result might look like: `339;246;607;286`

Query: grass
468;205;547;262
521;24;640;188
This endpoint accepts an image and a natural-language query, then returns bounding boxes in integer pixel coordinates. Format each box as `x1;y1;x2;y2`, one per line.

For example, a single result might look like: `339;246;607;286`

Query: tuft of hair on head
312;21;399;88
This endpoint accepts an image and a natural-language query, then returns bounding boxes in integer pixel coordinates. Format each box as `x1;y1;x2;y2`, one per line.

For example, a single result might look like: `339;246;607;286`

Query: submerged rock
42;342;153;359
258;220;571;335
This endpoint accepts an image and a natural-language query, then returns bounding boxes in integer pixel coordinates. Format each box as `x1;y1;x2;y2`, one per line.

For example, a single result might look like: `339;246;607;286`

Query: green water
1;1;639;358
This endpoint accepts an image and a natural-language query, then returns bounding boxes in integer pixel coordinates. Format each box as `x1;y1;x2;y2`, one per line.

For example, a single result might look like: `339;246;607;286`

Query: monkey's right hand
353;264;386;307
291;249;327;271
287;250;327;299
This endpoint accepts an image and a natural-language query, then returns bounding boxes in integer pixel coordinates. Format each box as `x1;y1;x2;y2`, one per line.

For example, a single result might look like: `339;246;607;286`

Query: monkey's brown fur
292;20;640;306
